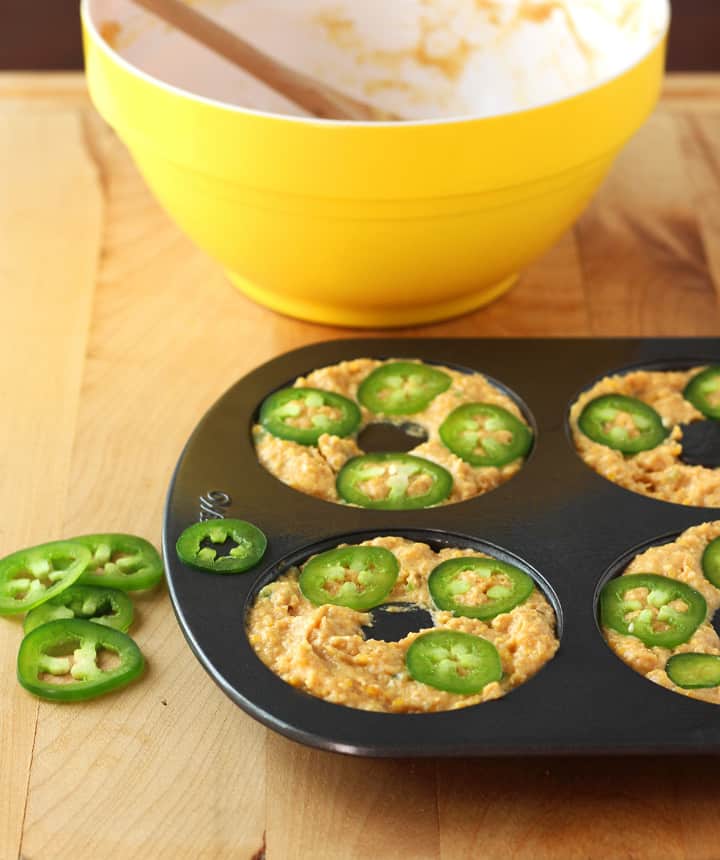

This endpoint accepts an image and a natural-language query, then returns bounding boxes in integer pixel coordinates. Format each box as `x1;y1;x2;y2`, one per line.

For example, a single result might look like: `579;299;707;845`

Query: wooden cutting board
1;72;720;860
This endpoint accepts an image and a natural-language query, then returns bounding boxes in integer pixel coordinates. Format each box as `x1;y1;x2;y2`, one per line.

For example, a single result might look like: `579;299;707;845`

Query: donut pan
162;338;720;757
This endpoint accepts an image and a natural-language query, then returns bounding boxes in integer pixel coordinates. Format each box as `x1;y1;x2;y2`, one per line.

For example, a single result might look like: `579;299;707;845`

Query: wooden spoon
128;0;401;121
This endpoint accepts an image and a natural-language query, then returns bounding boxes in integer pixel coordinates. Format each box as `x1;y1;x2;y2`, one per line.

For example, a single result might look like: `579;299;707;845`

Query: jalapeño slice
405;630;502;695
176;519;267;573
260;387;361;445
17;619;144;702
429;556;534;620
23;585;134;635
336;453;453;510
439;403;532;468
578;395;667;454
702;536;720;589
666;653;720;689
358;362;451;415
76;534;163;591
0;540;90;616
684;367;720;419
299;546;399;611
600;573;706;649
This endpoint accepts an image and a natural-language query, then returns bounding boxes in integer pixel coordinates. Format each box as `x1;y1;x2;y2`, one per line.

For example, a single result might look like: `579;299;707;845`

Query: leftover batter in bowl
253;359;533;508
570;366;720;507
90;0;669;121
600;521;720;705
247;536;559;713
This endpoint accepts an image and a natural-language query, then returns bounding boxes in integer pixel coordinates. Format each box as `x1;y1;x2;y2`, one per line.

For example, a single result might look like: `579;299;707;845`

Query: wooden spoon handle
128;0;399;121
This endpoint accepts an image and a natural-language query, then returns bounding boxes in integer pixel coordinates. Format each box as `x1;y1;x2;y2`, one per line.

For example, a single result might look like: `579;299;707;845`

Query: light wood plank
0;112;102;860
0;72;89;105
576;111;720;335
661;73;720;114
437;757;685;860
438;756;720;859
432;230;590;337
677;112;720;297
672;758;720;859
20;110;268;860
266;737;439;860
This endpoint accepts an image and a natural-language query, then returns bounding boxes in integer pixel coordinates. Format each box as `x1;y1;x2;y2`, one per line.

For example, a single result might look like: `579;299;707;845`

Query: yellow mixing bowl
82;2;667;327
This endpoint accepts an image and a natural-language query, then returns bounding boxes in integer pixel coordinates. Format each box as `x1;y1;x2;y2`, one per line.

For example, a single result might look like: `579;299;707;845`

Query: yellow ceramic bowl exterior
82;5;666;327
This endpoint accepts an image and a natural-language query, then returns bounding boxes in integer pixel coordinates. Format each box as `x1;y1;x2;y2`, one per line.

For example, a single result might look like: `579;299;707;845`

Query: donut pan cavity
163;338;720;757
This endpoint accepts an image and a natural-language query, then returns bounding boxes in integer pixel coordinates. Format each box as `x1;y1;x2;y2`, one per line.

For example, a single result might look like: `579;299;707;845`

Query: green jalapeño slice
684;367;720;419
23;585;134;635
358;362;451;415
429;556;534;620
702;536;720;589
406;630;502;695
578;395;667;454
17;619;144;702
260;387;361;446
176;519;267;573
0;540;90;616
299;546;399;611
439;403;532;468
600;573;706;649
666;653;720;689
337;453;453;510
76;534;163;591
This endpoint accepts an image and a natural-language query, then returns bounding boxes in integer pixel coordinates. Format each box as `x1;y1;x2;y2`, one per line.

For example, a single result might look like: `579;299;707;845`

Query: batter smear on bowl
253;359;533;508
247;535;559;713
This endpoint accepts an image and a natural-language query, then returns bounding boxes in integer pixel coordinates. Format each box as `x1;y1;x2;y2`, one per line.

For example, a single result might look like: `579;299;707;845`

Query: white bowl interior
87;0;669;120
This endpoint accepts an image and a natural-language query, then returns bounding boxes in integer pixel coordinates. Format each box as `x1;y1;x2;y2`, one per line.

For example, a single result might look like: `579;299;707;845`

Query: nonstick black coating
162;338;720;757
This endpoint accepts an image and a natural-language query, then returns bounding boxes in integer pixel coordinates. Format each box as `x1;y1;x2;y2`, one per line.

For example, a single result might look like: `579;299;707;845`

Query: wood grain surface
1;72;719;860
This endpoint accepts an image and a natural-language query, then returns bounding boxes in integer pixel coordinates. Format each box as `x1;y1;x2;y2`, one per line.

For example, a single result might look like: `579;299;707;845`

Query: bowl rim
82;0;670;128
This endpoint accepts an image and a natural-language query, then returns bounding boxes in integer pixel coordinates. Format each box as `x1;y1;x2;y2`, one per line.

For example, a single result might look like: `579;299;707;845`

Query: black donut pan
162;338;720;757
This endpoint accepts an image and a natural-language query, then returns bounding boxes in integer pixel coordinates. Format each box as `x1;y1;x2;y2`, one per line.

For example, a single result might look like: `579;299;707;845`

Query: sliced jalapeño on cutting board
17;619;144;702
0;540;91;616
76;534;163;591
23;584;134;634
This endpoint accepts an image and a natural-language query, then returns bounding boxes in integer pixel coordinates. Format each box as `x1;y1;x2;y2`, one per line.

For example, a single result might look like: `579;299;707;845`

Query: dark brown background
1;0;718;70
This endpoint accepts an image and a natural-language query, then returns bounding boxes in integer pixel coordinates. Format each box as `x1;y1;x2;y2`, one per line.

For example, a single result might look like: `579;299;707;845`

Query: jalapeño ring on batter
569;362;720;508
253;358;535;509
